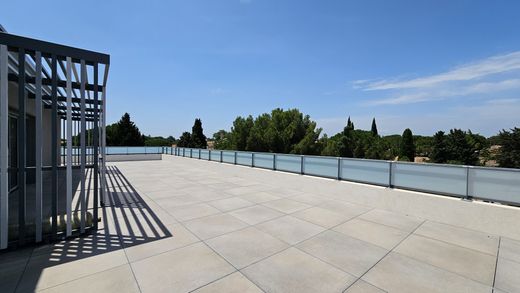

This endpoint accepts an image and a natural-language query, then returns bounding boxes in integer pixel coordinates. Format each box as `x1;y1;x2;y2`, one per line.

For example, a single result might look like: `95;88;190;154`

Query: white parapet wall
106;154;162;162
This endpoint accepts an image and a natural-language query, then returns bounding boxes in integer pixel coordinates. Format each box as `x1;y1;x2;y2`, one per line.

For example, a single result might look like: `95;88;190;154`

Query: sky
2;0;520;137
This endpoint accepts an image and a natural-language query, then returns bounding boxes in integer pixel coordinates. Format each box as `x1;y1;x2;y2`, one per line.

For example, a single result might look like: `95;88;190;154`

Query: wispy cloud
356;51;520;105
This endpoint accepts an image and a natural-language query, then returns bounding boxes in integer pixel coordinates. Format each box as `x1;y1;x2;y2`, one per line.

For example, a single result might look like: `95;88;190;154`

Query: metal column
35;52;43;242
0;45;8;249
17;48;26;244
65;57;72;236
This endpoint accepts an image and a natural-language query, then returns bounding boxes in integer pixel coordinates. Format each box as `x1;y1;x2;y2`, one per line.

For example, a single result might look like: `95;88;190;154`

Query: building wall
7;81;60;167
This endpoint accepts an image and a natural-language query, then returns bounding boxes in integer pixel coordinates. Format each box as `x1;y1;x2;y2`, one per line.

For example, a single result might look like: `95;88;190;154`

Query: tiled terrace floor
2;156;520;292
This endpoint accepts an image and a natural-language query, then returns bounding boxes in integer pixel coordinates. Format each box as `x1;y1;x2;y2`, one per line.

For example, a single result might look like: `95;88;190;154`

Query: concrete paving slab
167;203;222;222
38;264;140;293
242;247;356;293
499;237;520;263
208;197;255;212
394;234;496;286
240;191;281;203
256;215;325;245
184;213;249;240
494;257;520;293
334;218;409;250
345;279;386;293
192;272;263;293
415;221;499;256
362;252;492;293
228;205;284;225
297;230;388;277
262;198;312;214
359;209;423;232
206;226;288;269
131;242;235;293
292;206;351;228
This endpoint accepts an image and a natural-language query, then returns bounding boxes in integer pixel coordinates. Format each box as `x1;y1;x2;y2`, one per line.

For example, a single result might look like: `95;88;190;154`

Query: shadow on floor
1;165;172;293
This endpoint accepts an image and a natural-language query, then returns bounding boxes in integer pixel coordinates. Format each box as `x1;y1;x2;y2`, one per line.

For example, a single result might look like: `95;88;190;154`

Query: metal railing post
199;149;201;159
300;156;304;174
220;151;223;163
273;154;277;170
234;151;237;164
252;153;255;167
388;161;394;188
465;166;472;200
337;157;341;180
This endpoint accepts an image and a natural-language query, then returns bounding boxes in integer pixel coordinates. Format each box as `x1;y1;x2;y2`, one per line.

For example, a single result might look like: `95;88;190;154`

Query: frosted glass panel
276;155;301;173
222;151;235;163
106;147;127;154
254;153;274;169
341;159;389;185
469;168;520;203
210;150;221;161
200;149;209;160
236;152;252;166
393;163;466;196
304;157;338;178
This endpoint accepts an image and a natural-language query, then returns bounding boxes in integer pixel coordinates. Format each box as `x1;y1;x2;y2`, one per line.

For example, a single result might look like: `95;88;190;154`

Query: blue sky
2;0;520;137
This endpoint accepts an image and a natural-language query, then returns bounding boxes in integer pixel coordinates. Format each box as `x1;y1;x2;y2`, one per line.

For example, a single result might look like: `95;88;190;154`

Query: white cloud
360;51;520;91
356;51;520;105
317;98;520;137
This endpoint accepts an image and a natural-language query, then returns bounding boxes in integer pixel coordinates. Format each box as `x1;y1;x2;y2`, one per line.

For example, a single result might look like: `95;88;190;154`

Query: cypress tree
400;128;415;162
430;131;448;163
191;118;207;148
114;113;144;146
371;118;378;136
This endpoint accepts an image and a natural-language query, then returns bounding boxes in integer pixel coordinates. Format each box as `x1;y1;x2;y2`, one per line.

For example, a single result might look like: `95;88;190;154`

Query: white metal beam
66;57;72;236
35;51;43;242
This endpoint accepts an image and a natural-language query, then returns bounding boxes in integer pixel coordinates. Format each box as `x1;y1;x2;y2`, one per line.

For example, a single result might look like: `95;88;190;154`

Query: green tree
213;130;232;150
191;118;207;148
110;113;144;146
430;131;448;163
371;118;378;136
400;128;415;162
496;127;520;168
177;132;192;147
231;116;254;151
446;129;479;165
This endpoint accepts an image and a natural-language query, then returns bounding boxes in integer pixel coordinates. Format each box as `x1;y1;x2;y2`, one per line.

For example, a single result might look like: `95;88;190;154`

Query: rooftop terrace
1;155;520;292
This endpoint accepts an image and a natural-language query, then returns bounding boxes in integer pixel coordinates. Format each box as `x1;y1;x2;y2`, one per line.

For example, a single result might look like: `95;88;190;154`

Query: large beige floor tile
494;257;520;293
124;223;200;262
168;203;222;222
318;200;371;219
242;247;356;293
193;272;262;293
415;221;499;255
394;234;496;285
345;279;385;293
39;264;140;293
0;251;30;293
184;213;249;240
362;252;491;293
205;227;288;269
208;197;255;212
256;215;325;245
289;193;331;206
131;242;235;293
240;191;281;203
17;250;128;292
262;198;311;214
334;218;409;249
292;206;351;228
499;237;520;263
297;230;388;277
359;209;423;232
228;205;284;225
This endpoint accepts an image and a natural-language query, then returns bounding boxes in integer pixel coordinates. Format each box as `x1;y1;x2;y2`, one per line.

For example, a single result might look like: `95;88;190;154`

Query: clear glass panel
254;153;274;169
222;151;234;163
393;162;466;196
236;152;252;166
276;154;301;173
341;159;389;186
304;156;338;178
106;147;127;154
469;168;520;203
